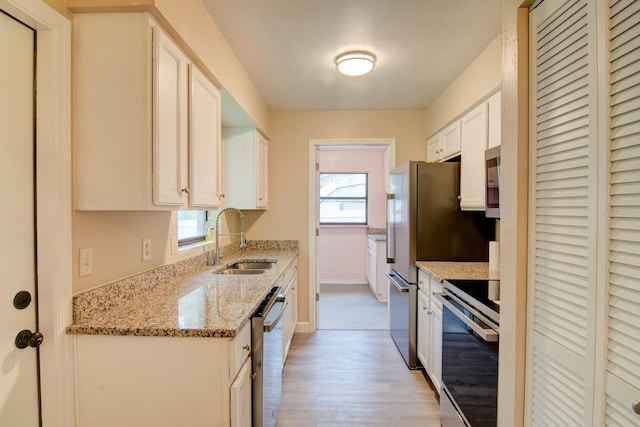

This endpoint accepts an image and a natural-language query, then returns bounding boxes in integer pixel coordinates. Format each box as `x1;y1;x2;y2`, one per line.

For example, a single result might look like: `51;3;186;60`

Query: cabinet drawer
229;322;251;379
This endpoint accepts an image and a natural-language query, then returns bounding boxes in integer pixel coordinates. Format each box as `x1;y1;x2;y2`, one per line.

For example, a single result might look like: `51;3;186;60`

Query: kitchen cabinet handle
633;400;640;415
242;344;250;352
181;187;189;194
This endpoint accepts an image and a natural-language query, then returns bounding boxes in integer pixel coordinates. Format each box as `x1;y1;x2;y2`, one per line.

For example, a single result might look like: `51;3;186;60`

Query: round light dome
335;51;376;76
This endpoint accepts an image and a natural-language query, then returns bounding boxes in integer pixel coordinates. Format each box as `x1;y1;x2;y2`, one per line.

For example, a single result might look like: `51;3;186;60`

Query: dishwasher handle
387;273;410;293
437;294;499;343
264;298;286;332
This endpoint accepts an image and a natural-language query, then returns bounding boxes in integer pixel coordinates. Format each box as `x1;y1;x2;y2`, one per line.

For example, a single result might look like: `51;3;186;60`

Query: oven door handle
436;294;499;343
263;297;286;332
387;273;410;292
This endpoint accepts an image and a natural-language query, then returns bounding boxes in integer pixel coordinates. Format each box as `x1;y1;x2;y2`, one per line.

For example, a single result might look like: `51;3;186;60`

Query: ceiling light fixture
335;51;376;76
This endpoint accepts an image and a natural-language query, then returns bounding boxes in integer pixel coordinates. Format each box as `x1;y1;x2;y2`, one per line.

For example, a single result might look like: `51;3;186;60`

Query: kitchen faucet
211;207;246;266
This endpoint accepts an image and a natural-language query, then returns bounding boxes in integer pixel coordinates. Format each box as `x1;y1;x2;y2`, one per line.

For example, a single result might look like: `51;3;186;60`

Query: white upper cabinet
189;64;223;208
154;26;189;207
441;121;462;159
460;102;488;210
486;90;501;149
427;121;461;162
223;128;269;210
73;13;222;210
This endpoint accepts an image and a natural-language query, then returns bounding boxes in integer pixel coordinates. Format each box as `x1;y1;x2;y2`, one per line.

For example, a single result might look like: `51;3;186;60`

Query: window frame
177;210;209;246
319;172;369;226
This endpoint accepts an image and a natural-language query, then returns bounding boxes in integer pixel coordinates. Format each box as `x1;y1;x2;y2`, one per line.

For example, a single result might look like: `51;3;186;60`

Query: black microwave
485;145;500;219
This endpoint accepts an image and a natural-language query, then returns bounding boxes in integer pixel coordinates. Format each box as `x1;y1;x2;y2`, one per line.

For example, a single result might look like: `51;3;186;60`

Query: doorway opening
308;139;396;332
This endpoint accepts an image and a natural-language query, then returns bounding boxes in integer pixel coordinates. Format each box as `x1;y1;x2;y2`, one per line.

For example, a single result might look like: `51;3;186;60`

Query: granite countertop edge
66;242;298;339
415;261;499;282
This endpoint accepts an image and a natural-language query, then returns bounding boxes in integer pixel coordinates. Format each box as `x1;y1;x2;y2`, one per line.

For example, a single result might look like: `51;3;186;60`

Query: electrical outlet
142;237;151;261
79;248;93;277
170;236;178;255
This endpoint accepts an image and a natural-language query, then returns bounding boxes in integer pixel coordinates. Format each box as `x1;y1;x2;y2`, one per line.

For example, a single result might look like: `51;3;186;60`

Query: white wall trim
294;322;313;334
307;138;396;332
0;1;74;426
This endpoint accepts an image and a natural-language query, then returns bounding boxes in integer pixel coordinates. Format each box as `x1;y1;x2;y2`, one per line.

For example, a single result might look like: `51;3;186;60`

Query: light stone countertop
415;261;499;282
66;241;298;338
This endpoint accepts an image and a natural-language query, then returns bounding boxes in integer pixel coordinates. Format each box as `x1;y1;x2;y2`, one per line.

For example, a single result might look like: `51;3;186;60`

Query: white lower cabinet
230;358;252;427
416;269;443;394
417;286;431;371
429;278;443;393
73;322;251;427
282;258;297;363
367;237;389;302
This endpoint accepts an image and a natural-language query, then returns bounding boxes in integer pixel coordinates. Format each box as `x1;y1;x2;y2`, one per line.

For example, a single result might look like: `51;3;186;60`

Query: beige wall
425;35;502;138
246;110;426;324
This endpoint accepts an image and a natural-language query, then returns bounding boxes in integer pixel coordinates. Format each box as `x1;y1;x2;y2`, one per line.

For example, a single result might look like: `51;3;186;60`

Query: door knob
15;330;44;349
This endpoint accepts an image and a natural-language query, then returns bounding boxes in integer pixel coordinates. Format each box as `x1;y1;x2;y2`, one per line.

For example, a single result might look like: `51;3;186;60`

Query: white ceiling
202;0;501;112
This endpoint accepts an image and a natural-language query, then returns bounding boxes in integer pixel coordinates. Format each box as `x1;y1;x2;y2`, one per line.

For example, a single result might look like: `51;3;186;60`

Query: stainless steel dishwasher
251;286;285;427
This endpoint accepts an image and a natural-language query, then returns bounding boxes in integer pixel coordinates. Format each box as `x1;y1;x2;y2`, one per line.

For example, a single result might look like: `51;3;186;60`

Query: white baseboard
319;279;369;286
294;322;314;333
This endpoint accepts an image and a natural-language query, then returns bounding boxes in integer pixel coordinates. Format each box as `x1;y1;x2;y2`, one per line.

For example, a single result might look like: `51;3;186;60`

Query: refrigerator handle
386;193;395;263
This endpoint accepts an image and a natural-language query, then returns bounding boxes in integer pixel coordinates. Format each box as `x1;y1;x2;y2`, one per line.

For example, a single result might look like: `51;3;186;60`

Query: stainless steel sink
213;260;277;275
226;261;276;270
215;269;265;275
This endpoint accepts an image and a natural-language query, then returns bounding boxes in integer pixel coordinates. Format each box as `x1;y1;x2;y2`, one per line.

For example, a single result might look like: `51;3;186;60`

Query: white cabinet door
430;294;443;394
256;133;269;208
441;121;461;159
154;25;189;207
427;134;442;162
188;64;222;208
283;273;297;363
460;102;488;210
417;288;431;370
223;128;269;210
486;90;501;149
230;358;252;427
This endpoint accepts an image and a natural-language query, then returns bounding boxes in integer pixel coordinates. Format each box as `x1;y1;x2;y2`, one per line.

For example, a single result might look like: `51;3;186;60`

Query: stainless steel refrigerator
386;161;494;369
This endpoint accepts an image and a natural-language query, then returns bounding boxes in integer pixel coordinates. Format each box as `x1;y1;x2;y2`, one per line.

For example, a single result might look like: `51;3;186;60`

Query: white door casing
0;11;39;425
307;139;396;332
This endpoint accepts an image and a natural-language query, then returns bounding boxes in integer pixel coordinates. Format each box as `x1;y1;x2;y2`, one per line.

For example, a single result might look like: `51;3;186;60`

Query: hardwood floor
278;330;440;427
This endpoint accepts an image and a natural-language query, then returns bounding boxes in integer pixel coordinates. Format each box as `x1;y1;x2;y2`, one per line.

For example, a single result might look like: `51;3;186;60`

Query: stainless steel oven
251;287;285;427
437;280;500;427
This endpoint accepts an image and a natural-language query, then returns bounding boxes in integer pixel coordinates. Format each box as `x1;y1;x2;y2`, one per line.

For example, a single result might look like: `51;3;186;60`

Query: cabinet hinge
316;228;319;237
316;293;320;302
316;162;319;172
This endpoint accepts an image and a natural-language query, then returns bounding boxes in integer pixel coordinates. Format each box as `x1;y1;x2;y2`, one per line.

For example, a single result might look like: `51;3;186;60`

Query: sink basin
213;260;276;275
215;269;265;275
226;261;276;270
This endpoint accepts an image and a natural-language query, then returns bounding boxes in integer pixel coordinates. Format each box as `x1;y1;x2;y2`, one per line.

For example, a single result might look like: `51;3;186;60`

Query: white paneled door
0;10;40;426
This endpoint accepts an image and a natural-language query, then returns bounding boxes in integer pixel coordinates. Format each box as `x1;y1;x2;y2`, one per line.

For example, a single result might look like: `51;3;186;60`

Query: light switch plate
79;248;93;277
142;237;151;261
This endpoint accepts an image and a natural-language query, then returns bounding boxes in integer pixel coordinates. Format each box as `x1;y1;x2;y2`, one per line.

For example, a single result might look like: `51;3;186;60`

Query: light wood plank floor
278;330;440;427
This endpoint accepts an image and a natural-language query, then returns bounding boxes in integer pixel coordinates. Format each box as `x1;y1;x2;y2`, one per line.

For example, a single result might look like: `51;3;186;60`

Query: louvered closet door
605;0;640;424
525;0;599;425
